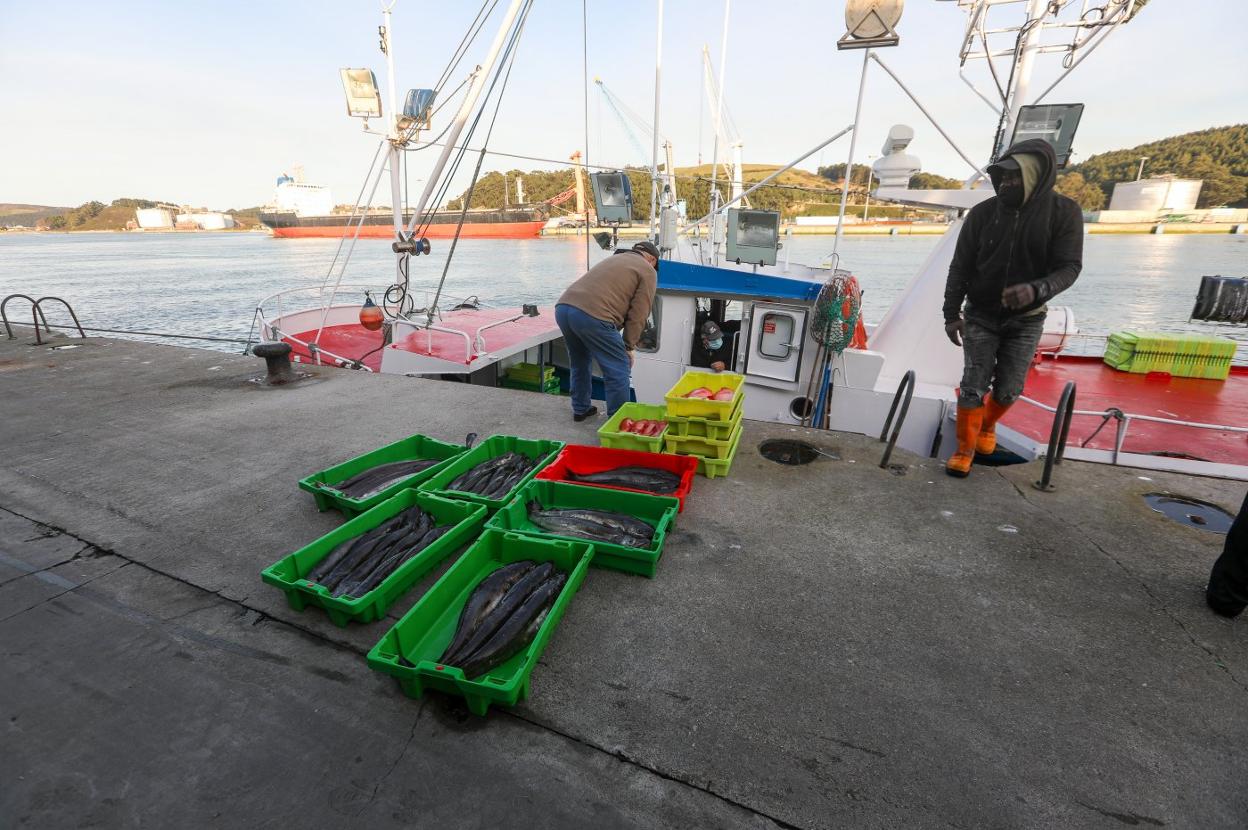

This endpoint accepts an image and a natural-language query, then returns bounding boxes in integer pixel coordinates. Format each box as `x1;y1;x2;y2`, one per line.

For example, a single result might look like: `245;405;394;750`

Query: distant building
1109;177;1202;213
135;207;175;229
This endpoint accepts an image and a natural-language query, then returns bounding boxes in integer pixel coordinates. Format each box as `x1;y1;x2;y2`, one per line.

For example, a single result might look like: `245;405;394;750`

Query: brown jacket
557;251;657;349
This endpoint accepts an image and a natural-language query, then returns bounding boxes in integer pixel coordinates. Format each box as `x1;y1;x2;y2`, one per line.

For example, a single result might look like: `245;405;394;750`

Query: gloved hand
944;318;964;347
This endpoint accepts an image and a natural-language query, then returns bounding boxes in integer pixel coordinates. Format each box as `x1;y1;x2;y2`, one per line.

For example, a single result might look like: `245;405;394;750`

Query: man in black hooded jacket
942;138;1084;477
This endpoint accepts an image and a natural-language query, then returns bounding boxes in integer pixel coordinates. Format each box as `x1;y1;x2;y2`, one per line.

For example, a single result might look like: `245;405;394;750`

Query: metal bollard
252;341;298;385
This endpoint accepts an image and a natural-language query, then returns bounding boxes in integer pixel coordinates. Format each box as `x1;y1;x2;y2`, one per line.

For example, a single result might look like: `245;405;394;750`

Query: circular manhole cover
759;439;822;465
1142;493;1233;534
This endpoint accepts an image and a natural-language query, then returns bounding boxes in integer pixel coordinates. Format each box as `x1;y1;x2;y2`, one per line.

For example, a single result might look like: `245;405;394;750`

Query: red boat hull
269;221;546;239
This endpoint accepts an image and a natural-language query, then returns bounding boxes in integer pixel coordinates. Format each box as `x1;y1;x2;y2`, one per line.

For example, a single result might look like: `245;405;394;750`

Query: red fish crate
534;444;698;512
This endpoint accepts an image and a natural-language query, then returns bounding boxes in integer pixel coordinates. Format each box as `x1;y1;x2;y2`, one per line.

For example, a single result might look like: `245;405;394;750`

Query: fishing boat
256;0;1248;481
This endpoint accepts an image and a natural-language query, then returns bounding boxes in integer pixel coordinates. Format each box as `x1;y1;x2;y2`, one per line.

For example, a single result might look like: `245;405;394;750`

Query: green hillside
1067;124;1248;208
0;203;70;227
31;198;263;231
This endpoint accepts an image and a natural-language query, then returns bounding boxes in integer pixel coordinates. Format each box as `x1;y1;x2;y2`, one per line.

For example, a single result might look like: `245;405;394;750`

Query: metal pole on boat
648;0;664;242
403;0;527;236
708;0;731;224
995;0;1048;159
833;48;870;258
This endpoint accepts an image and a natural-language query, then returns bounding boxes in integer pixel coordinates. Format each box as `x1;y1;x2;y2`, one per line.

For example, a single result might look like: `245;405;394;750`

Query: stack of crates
501;362;560;394
662;371;746;478
1103;331;1236;380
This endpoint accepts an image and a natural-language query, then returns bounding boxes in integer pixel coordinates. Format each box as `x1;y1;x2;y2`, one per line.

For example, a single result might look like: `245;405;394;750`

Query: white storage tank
135;208;174;229
1109;178;1202;212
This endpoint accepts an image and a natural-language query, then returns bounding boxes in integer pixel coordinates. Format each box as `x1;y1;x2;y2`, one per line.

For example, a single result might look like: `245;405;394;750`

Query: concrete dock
2;328;1246;829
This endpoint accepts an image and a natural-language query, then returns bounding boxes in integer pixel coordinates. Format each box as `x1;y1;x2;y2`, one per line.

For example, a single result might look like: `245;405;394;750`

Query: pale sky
1;1;1244;210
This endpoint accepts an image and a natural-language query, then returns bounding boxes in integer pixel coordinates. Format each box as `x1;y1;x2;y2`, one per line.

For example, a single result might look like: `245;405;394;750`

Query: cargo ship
258;172;547;239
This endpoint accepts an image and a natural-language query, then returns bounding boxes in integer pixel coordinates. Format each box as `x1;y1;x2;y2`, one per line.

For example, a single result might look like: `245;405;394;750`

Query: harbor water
1;231;1244;360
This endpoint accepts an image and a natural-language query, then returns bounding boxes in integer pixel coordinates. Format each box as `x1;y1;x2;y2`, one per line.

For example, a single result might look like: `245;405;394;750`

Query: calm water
1;231;1244;359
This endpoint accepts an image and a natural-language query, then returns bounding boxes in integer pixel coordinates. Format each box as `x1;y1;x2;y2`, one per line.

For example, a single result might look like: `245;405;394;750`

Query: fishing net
811;272;864;354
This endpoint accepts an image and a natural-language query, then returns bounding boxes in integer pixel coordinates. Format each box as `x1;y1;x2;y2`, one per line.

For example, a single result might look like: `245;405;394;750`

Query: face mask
707;337;724;350
997;182;1024;209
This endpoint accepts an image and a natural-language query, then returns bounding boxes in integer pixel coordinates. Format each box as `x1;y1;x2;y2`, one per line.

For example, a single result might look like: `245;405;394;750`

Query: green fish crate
662;421;743;460
504;362;556;384
664;370;746;421
667;422;744;479
665;394;743;440
419;435;564;512
598;402;669;452
367;529;594;716
261;490;487;627
500;375;561;394
487;479;678;578
298;433;468;518
1103;331;1235;380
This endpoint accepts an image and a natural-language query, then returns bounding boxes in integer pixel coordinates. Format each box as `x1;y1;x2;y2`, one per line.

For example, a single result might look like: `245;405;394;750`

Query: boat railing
256;284;483;366
1034;382;1076;492
1046;332;1248;366
878;369;916;469
1016;391;1248;466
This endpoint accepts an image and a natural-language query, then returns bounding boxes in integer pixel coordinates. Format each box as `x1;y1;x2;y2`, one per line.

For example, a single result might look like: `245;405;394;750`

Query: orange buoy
359;293;383;331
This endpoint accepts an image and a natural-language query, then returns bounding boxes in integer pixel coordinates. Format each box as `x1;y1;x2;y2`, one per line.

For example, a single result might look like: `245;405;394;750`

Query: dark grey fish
344;525;455;598
526;509;642;547
321;521;418;591
526;503;653;547
331;459;440;499
458;574;567;679
443;561;555;665
438;560;536;663
565;467;680;494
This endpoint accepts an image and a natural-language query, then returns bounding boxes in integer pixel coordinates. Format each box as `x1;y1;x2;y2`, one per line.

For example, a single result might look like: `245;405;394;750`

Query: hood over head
987;138;1057;206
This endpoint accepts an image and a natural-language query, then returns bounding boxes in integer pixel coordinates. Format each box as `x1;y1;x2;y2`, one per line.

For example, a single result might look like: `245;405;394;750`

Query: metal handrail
268;327;375;373
30;297;86;345
1034;381;1076;491
879;369;916;469
2;294;51;339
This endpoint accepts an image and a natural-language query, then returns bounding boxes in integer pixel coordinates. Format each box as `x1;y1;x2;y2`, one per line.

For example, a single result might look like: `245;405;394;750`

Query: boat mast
995;0;1049;160
648;0;664;242
380;3;405;289
402;0;527;238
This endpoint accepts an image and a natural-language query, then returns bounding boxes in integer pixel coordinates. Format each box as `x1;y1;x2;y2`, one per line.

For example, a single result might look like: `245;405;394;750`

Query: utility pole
862;154;876;221
1136;156;1149;181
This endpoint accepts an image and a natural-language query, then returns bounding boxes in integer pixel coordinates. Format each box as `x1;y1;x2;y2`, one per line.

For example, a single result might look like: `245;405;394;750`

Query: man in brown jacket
555;240;659;419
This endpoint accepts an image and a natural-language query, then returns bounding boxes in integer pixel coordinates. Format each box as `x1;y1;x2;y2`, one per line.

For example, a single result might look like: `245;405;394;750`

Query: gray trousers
958;313;1046;408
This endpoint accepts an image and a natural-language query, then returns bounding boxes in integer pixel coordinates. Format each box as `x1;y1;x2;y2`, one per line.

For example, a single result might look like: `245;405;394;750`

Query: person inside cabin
555;240;659;420
690;319;734;372
942;138;1084;478
1206;489;1248;618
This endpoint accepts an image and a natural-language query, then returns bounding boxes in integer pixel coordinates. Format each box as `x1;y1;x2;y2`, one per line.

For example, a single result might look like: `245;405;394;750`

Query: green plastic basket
367;529;594;716
298;433;467;517
665;395;743;439
261;490;486;627
487;479;677;578
419;435;564;511
663;421;743;460
664;370;745;421
1103;331;1235;380
598;402;669;452
505;362;556;383
669;423;744;479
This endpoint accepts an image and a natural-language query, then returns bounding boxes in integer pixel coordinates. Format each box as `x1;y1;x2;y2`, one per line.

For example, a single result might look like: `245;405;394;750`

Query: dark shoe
573;406;599;423
1206;588;1245;619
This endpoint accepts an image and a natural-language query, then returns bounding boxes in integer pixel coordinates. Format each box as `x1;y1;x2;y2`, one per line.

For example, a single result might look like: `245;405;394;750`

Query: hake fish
438;561;536;664
456;573;566;679
443;561;555;665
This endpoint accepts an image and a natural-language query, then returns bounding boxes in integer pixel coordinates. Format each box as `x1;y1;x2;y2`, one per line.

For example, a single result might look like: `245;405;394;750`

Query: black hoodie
942;138;1084;323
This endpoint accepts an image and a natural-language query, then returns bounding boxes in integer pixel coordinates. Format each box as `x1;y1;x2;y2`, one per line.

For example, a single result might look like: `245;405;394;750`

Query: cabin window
689;297;744;370
636;296;660;353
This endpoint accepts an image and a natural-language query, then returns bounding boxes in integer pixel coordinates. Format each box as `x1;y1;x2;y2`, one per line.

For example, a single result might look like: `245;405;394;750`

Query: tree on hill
817;162;871;187
1067;124;1247;208
909;172;963;190
1055;172;1105;211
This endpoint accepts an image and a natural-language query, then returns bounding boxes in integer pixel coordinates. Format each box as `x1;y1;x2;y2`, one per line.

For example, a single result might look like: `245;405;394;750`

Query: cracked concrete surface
3;330;1247;829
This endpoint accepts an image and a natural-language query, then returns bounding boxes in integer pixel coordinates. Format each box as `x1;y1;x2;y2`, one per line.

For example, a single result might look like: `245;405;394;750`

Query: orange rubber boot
976;394;1014;455
946;405;984;478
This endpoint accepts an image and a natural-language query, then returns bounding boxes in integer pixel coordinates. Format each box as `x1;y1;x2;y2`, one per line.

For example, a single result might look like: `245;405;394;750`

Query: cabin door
744;302;807;383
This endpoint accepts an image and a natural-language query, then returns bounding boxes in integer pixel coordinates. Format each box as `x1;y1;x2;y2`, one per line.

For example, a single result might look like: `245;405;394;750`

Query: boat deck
286;307;561;372
3;327;1246;828
1007;356;1248;465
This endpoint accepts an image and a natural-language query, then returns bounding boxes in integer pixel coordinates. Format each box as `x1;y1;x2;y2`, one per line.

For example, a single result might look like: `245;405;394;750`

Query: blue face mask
706;337;724;350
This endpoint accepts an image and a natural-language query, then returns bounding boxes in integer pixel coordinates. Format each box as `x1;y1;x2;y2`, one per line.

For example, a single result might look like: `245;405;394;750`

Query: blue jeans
555;303;631;416
958;312;1046;408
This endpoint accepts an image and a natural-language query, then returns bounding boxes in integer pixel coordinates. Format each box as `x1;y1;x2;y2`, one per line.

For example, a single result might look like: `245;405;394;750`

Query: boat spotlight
590;171;633;224
359;292;384;331
340;68;383;119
